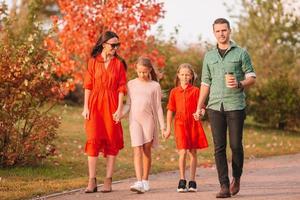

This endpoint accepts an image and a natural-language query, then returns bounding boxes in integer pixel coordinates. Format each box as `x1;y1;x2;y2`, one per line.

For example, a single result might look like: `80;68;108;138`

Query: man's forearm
196;84;210;111
240;76;256;89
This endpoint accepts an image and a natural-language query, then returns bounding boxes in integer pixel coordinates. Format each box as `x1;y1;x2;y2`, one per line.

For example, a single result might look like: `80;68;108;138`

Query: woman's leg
105;155;116;178
142;142;152;180
188;149;197;181
133;146;143;181
86;156;97;190
101;155;116;192
178;149;187;180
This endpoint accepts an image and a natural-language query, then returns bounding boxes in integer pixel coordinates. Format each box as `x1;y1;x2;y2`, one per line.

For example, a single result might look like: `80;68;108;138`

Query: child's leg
178;149;187;180
142;142;152;180
188;149;197;181
133;146;143;181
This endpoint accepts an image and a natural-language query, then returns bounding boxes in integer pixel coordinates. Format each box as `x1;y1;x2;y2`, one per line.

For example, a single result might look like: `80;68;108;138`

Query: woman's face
103;37;120;56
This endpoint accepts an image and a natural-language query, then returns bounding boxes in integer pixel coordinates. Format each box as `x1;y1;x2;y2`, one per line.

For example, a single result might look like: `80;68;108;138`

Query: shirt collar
177;83;193;92
213;41;237;50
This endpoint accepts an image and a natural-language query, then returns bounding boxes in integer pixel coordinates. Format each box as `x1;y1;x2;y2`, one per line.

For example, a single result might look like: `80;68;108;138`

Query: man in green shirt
194;18;256;198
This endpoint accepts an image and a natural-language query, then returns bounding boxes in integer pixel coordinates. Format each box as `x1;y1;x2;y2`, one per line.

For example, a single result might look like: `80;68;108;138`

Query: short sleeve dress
167;84;208;150
83;55;127;157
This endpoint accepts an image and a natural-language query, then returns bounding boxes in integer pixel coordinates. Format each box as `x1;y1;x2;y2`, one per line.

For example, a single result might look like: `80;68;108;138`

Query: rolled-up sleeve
201;54;212;86
117;63;127;94
242;50;256;78
83;58;94;90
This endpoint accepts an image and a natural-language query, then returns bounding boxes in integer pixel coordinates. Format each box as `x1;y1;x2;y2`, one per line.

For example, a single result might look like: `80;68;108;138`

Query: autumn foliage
0;1;60;166
47;0;165;93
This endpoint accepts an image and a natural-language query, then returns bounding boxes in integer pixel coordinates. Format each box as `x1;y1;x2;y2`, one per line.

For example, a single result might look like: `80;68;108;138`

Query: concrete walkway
43;153;300;200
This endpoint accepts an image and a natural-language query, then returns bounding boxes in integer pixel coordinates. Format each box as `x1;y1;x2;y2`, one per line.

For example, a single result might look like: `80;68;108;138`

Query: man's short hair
213;18;230;29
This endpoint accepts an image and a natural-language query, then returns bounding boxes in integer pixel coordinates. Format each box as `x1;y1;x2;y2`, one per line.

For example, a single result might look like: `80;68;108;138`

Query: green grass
1;104;300;200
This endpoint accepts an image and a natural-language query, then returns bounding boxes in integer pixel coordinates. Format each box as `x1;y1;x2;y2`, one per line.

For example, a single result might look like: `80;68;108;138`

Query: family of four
81;18;256;198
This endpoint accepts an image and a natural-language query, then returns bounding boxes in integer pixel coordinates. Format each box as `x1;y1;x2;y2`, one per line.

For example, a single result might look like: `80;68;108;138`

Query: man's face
213;23;231;45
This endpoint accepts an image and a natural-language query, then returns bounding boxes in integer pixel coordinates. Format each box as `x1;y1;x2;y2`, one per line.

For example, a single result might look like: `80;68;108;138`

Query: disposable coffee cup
225;72;235;88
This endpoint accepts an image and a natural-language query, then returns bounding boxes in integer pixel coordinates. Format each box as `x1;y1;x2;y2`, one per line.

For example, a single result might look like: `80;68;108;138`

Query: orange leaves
48;0;165;91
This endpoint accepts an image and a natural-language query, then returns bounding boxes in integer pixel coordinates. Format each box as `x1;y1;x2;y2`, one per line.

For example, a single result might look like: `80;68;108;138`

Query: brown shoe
230;177;240;196
216;184;231;198
101;177;112;193
85;177;97;193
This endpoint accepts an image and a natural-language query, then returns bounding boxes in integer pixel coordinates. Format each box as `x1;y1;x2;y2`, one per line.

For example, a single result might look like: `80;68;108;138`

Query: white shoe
142;180;150;192
130;181;145;193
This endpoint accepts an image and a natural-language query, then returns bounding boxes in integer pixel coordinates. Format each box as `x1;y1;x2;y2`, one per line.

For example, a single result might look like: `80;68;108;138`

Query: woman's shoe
101;177;112;193
85;177;97;193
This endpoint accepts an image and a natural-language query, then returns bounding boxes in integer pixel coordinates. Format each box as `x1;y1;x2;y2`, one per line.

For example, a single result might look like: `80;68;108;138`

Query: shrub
0;1;61;166
248;75;300;130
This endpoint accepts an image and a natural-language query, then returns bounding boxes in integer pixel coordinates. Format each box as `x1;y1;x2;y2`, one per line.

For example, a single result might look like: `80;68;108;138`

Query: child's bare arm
164;110;173;139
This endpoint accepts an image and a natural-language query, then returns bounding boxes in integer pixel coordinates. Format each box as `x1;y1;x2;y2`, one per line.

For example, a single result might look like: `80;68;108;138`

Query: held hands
112;109;122;124
162;128;171;139
82;107;90;120
193;108;205;121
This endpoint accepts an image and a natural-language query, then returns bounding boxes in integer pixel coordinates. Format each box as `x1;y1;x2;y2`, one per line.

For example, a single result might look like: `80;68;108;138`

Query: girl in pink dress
122;56;165;193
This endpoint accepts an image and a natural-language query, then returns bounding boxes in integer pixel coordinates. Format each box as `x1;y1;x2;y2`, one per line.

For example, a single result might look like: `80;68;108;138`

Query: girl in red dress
164;63;208;193
81;31;127;193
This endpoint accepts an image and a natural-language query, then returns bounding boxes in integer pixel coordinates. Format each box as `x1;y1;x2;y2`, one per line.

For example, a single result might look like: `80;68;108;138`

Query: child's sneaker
188;180;197;192
177;179;188;193
130;181;145;194
142;180;150;192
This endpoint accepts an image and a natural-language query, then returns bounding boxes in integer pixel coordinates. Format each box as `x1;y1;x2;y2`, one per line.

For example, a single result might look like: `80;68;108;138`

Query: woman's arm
82;89;91;119
112;92;124;123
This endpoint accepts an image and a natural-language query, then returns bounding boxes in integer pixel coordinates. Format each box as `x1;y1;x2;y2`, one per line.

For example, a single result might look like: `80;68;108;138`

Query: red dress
167;84;208;149
83;55;127;157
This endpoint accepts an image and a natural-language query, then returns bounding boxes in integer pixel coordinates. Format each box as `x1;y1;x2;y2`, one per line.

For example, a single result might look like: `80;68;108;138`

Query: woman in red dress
81;31;127;193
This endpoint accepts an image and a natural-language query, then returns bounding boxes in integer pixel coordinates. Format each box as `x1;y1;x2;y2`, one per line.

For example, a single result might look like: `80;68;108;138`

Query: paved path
42;154;300;200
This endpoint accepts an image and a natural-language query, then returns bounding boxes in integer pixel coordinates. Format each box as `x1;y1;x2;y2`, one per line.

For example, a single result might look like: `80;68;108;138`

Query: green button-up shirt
201;41;256;111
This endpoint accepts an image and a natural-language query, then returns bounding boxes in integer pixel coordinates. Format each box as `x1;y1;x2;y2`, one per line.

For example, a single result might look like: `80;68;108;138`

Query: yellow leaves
24;79;29;86
28;34;34;42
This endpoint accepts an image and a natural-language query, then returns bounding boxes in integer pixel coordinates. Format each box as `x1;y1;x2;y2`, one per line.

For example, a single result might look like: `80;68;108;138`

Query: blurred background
0;0;300;199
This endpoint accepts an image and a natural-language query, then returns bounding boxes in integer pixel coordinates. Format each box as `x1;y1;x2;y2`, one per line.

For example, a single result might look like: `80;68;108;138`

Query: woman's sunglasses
105;42;121;49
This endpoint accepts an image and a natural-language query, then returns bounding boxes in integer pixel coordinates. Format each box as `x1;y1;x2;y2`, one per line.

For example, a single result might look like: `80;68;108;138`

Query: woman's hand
82;107;90;120
193;109;201;121
112;109;122;123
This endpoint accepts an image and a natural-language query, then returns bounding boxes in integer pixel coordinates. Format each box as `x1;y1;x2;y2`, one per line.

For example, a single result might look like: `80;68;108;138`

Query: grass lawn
1;104;300;200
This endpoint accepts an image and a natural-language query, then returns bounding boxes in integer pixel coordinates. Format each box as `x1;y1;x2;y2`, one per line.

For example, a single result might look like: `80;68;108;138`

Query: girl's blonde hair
175;63;197;86
136;56;158;82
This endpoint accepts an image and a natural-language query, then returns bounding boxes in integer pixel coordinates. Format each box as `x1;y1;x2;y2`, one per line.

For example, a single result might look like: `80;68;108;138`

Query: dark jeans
207;105;245;186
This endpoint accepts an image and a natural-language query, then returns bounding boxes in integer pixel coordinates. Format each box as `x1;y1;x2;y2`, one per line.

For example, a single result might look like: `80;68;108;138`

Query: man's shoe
216;184;231;198
230;177;240;196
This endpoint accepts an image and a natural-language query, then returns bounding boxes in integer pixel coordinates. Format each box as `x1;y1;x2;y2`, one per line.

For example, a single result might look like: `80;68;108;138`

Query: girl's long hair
175;63;197;86
136;56;158;82
91;31;127;70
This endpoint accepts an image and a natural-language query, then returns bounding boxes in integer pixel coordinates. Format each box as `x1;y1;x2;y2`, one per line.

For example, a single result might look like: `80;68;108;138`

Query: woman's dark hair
136;56;158;82
91;31;127;70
